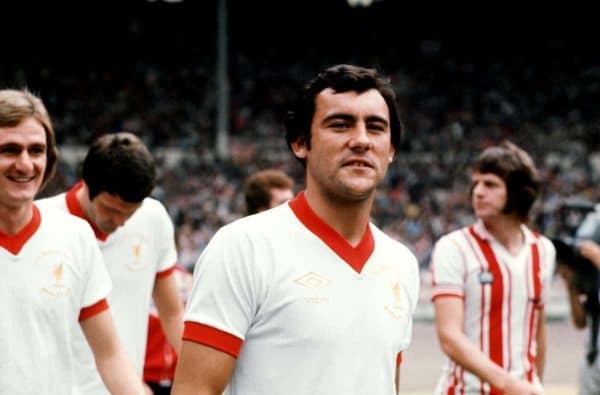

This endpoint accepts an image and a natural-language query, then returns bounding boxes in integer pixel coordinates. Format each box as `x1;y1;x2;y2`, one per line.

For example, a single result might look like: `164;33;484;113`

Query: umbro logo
294;272;331;289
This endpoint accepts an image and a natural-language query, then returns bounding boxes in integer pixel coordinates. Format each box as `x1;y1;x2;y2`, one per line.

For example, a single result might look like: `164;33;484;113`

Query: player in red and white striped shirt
431;141;555;395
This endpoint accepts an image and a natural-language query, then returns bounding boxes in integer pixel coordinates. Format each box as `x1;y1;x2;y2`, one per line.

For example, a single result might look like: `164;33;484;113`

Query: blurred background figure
555;206;600;395
243;168;295;215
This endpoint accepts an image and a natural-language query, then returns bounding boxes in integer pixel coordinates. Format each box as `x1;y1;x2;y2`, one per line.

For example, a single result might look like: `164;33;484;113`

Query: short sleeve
539;236;557;304
154;202;178;274
398;252;420;351
430;235;466;301
183;224;262;354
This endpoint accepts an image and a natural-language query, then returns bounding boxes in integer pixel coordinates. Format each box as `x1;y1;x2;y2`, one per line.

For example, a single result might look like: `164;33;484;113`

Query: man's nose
14;151;34;172
348;123;372;150
472;182;484;196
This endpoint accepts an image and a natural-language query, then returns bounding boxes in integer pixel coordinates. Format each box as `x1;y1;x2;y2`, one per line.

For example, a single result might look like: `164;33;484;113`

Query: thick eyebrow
321;113;389;126
0;142;46;150
322;113;355;124
365;115;389;126
29;143;47;150
0;142;22;149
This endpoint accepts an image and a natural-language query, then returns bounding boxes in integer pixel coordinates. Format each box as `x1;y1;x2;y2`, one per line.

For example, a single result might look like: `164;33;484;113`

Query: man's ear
291;138;308;160
388;146;396;163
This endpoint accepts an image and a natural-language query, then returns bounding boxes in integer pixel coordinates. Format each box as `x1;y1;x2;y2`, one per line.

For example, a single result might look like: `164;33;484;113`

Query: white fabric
184;202;420;395
0;206;111;395
37;195;177;394
431;220;555;394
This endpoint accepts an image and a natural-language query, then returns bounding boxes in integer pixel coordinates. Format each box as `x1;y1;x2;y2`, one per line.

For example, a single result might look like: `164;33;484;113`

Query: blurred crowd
6;40;599;271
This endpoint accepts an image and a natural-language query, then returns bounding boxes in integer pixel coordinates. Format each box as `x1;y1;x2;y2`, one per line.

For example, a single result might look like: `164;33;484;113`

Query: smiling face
292;88;395;204
471;171;509;221
0;118;47;211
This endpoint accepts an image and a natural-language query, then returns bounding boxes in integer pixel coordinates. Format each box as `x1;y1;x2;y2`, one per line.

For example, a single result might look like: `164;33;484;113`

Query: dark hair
284;64;402;166
244;169;294;215
81;132;155;202
0;89;58;191
472;140;540;221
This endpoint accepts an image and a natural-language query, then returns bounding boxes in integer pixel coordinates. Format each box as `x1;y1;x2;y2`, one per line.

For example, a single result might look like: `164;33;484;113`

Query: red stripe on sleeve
79;298;109;321
183;321;243;358
156;265;176;279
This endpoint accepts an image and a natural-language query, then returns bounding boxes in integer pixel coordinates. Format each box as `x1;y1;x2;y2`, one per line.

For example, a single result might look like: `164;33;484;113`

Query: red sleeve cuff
396;352;402;366
183;321;243;358
156;264;177;279
79;298;109;321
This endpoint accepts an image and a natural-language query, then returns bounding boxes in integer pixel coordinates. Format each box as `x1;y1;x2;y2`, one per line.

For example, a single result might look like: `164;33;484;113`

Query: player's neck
303;188;373;247
0;202;33;235
482;215;524;255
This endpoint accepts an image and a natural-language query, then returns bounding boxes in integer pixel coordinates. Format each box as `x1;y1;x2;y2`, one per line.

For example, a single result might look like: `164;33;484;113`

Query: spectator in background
557;238;600;395
243;168;295;215
0;89;145;394
172;64;419;395
37;132;183;394
430;141;556;395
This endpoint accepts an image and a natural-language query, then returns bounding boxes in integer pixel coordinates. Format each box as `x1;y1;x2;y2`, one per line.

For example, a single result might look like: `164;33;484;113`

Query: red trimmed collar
288;191;374;273
472;220;536;246
0;204;41;255
65;182;109;241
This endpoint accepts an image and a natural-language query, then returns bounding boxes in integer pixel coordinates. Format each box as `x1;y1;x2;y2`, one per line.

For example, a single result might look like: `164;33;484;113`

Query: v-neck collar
0;204;41;255
288;191;374;273
472;220;535;258
65;182;109;241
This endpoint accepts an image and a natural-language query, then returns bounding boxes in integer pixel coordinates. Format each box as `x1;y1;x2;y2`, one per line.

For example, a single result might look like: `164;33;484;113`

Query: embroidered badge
385;281;407;319
37;250;73;297
478;270;494;284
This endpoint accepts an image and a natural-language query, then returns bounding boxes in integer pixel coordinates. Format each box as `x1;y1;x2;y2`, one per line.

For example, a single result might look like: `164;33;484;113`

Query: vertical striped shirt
431;221;555;394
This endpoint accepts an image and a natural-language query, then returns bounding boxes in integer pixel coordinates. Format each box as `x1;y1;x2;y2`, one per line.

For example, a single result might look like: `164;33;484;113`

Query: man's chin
98;225;117;234
8;191;36;205
336;184;376;202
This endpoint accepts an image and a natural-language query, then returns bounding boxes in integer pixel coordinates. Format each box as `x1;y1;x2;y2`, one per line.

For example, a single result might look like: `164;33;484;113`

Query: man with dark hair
243;168;294;215
430;141;556;395
173;64;419;395
37;132;183;395
0;89;145;394
80;132;156;207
